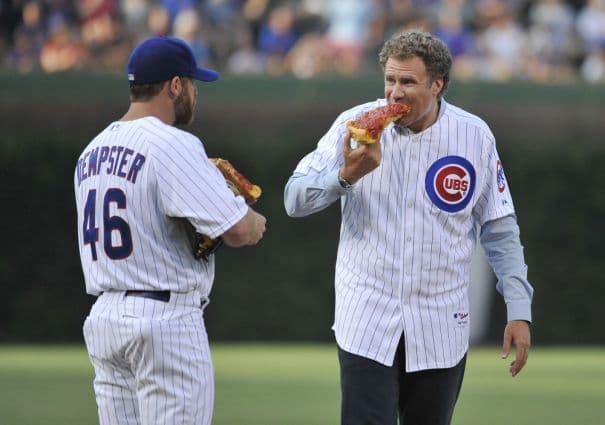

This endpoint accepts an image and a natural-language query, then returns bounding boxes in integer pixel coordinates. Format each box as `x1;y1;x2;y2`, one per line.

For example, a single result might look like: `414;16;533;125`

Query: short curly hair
378;30;452;99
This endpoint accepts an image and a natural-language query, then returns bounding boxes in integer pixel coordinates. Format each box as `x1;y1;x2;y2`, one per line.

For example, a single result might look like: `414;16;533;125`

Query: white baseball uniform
285;98;533;372
74;116;248;424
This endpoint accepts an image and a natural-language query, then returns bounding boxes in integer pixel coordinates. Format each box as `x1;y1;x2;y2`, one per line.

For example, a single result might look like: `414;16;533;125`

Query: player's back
74;117;213;296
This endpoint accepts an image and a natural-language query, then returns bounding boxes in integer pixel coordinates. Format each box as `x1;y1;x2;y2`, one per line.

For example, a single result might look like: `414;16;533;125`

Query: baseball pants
338;337;466;425
83;290;213;425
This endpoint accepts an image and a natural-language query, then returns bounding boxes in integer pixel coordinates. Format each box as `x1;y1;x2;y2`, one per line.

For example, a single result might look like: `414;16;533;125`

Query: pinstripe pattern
75;116;245;424
75;117;248;297
289;99;515;372
83;291;214;425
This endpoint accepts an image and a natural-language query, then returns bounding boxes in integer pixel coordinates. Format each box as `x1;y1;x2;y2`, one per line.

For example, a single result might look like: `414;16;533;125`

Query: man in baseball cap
122;36;221;126
76;35;266;425
127;36;219;85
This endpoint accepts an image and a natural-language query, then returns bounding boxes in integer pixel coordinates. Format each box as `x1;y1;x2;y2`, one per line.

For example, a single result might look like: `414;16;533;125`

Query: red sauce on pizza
212;158;261;204
351;103;411;137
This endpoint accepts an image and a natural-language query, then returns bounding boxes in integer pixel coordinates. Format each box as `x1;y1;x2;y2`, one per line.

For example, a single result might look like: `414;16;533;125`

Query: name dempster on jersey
76;145;146;186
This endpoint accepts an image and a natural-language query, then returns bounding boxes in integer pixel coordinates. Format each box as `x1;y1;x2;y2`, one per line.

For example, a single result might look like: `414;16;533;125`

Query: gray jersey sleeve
284;102;378;217
480;214;534;322
284;169;348;217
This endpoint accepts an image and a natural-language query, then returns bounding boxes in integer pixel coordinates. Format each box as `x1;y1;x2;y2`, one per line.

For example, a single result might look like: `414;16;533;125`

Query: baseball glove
193;158;262;260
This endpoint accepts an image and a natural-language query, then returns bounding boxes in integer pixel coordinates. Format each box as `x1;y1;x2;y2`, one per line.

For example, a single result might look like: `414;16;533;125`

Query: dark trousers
338;337;466;425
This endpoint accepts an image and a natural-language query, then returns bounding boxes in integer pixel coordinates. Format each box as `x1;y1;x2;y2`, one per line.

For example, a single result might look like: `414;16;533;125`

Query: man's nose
391;84;406;100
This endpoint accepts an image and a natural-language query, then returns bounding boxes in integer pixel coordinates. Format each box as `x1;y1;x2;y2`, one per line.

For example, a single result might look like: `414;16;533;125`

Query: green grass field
0;344;603;425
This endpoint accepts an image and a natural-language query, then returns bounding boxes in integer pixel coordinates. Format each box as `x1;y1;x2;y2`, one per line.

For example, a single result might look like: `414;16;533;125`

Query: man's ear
167;76;181;99
431;78;444;96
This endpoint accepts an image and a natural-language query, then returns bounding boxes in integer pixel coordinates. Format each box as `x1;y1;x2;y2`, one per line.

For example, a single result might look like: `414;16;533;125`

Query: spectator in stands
145;5;171;38
204;0;245;26
240;0;273;41
433;8;475;59
576;0;605;53
46;0;79;31
256;4;298;74
6;26;41;72
173;8;214;68
226;26;265;75
291;0;328;35
431;0;474;26
161;0;200;21
323;0;375;75
580;37;605;82
287;32;331;79
203;1;250;69
39;18;88;72
120;0;149;35
526;0;578;81
433;6;476;81
474;0;529;80
380;0;414;38
5;0;45;73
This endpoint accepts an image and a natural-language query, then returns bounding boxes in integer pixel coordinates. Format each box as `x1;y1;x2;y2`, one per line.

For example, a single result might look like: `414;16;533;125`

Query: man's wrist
338;172;353;189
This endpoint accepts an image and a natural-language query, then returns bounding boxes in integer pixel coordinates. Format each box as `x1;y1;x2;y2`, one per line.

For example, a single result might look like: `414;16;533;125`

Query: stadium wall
1;73;603;345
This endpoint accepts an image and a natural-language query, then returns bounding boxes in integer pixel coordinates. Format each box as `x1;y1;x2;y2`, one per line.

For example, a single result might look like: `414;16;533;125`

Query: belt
125;290;171;302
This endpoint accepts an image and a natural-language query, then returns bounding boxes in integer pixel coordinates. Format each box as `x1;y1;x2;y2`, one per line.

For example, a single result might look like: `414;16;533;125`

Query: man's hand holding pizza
193;158;265;260
340;103;411;185
339;131;383;186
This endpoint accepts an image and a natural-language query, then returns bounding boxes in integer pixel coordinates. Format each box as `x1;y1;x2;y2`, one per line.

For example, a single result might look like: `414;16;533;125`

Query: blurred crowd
1;0;605;82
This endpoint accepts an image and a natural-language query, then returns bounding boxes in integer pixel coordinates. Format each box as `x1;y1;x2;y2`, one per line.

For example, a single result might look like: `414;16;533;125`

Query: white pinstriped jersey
286;99;523;372
74;116;248;297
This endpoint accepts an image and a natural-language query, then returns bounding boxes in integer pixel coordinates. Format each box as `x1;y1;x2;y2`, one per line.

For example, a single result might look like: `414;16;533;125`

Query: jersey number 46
82;188;133;261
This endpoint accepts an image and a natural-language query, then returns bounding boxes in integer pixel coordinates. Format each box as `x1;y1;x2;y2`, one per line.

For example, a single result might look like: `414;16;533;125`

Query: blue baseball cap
127;36;219;85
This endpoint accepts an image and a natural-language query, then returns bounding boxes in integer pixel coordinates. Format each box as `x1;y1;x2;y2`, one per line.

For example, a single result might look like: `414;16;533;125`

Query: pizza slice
211;158;262;204
193;158;262;261
347;103;412;144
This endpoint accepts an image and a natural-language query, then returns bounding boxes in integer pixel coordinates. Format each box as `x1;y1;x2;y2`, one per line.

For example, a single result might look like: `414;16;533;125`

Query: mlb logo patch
453;311;469;326
425;156;476;213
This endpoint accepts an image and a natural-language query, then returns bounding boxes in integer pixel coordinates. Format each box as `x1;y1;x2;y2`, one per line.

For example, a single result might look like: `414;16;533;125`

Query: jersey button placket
403;134;424;299
400;134;417;307
401;135;422;365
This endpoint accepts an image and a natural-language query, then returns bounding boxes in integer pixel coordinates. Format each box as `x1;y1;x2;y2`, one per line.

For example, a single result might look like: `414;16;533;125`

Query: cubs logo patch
425;156;475;212
496;160;506;193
